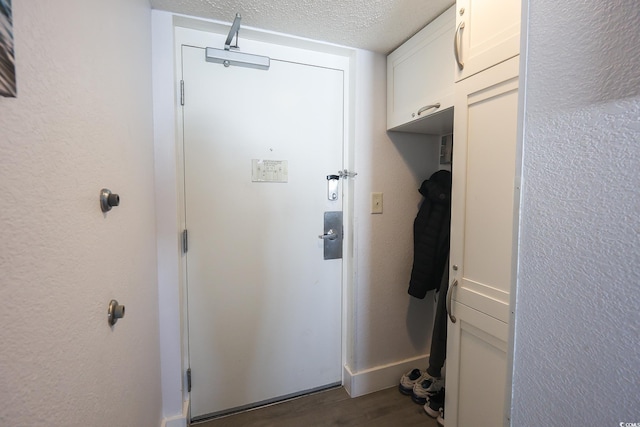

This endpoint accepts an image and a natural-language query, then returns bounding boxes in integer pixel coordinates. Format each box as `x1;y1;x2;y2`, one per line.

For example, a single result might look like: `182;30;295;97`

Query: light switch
371;192;383;214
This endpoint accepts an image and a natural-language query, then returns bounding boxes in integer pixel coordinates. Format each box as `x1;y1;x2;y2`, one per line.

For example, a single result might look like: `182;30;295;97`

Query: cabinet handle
417;103;441;116
446;279;458;323
454;21;465;70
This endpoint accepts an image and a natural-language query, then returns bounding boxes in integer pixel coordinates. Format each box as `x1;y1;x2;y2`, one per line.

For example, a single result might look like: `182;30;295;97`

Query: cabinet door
387;6;454;132
450;56;519;324
445;301;509;427
454;0;521;82
447;56;520;427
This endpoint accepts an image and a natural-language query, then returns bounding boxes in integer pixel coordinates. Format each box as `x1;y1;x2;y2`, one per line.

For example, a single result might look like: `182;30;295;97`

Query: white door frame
166;16;356;418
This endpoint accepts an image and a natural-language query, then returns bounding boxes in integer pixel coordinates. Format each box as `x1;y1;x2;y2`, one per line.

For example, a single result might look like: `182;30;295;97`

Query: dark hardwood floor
193;386;439;427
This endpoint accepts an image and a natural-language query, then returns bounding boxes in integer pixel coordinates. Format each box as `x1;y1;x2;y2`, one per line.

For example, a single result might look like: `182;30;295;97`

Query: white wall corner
343;355;429;398
161;399;190;427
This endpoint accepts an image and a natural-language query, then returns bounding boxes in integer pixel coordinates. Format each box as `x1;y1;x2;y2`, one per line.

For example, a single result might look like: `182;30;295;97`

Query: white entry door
181;44;345;421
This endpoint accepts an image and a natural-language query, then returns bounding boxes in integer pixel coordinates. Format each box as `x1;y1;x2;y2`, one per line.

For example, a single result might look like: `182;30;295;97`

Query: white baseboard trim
343;355;429;398
161;399;190;427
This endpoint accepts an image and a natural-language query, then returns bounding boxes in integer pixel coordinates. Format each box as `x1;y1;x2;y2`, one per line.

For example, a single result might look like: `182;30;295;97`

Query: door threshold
191;382;343;424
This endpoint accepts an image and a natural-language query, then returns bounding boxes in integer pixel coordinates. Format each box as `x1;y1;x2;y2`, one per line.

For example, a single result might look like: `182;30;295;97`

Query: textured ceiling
150;0;455;54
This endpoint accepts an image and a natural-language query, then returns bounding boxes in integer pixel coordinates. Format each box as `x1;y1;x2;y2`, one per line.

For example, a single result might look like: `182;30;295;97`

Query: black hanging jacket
408;170;452;299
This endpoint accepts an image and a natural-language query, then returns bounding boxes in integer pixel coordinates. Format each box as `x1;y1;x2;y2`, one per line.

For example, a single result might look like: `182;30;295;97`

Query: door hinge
187;368;192;392
182;229;188;254
180;80;185;106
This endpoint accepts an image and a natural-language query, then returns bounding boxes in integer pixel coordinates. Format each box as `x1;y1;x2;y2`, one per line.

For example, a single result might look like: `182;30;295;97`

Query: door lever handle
454;20;465;70
446;279;458;323
417;103;441;116
319;229;338;241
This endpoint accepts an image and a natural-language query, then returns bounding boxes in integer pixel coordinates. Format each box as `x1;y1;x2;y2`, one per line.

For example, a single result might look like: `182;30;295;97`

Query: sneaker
411;374;444;404
398;368;423;395
423;387;445;418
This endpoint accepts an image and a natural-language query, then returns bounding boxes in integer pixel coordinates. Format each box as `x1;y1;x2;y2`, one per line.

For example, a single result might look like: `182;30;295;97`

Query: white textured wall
512;0;640;424
0;2;162;426
352;50;440;371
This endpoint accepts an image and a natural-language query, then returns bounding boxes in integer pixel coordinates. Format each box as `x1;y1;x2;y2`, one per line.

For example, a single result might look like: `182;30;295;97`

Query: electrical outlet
371;192;383;214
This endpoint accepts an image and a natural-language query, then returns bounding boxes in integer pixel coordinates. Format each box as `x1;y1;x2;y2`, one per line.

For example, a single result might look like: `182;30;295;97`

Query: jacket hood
419;170;452;203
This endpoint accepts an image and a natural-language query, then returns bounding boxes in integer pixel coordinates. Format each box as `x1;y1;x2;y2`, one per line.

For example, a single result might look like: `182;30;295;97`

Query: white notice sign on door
252;159;288;183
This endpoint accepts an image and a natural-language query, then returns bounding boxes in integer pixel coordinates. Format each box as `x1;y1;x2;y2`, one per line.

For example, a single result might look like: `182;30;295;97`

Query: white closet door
447;55;520;427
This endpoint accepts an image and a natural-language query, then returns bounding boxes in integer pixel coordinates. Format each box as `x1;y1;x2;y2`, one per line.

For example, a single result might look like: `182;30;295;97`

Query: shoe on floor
411;374;444;404
398;368;424;395
423;387;445;418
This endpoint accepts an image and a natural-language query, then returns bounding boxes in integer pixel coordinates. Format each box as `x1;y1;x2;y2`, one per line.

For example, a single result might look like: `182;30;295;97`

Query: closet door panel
447;55;519;427
450;56;519;323
445;301;508;427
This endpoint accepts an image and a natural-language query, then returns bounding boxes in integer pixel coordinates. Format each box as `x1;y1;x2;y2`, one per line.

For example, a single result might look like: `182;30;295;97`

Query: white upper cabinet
454;0;521;82
387;6;455;134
